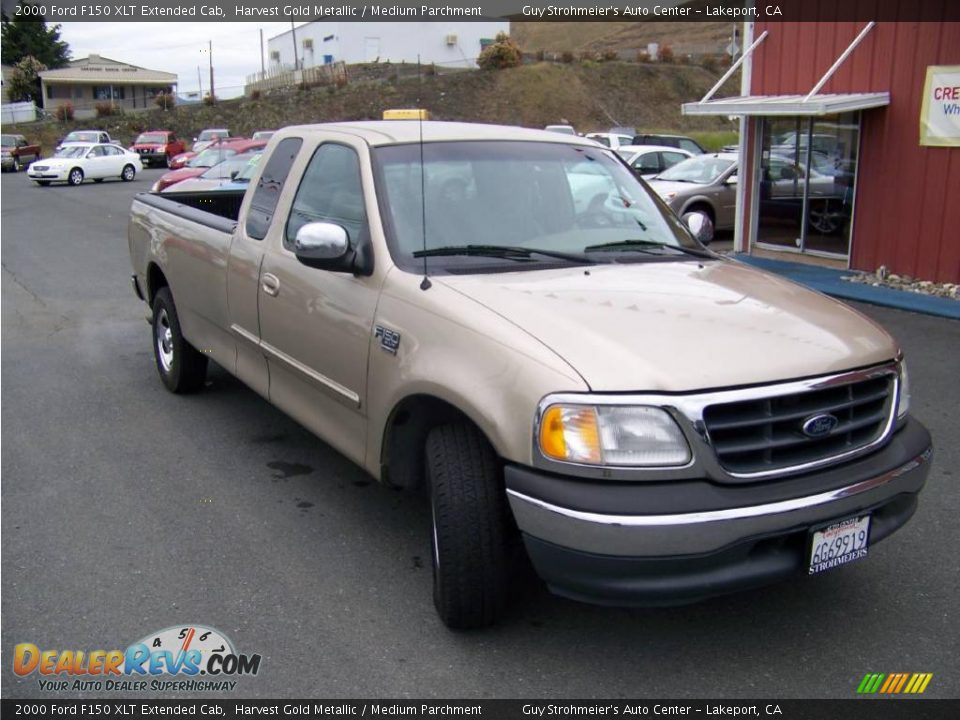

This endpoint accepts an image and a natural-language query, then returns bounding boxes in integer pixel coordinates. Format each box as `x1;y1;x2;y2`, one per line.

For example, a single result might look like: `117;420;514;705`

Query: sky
56;22;304;98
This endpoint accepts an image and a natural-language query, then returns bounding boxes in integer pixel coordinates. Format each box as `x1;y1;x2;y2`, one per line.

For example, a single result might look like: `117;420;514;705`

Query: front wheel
427;422;512;629
12;157;21;172
121;164;136;182
68;168;84;186
151;287;208;393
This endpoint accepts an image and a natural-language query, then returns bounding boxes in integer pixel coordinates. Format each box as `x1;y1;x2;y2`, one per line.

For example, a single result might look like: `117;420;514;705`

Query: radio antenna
417;55;432;291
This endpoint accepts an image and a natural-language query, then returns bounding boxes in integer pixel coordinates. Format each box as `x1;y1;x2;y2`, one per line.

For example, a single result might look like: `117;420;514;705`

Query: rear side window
245;137;303;240
284;143;368;250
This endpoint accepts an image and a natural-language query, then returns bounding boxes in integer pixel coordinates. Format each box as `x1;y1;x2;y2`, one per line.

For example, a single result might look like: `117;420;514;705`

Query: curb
732;255;960;321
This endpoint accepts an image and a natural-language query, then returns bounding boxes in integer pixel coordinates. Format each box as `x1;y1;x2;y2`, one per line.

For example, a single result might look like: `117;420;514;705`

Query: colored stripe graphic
858;672;932;694
857;673;885;694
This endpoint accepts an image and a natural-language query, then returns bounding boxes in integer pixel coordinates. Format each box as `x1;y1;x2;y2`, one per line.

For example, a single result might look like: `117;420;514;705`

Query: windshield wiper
584;240;714;258
413;244;596;264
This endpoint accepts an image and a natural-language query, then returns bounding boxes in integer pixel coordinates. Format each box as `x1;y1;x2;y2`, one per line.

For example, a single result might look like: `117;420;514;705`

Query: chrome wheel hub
155;308;174;372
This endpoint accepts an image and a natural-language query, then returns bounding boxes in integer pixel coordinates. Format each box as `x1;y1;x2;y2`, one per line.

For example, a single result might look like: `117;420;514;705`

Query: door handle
261;273;280;297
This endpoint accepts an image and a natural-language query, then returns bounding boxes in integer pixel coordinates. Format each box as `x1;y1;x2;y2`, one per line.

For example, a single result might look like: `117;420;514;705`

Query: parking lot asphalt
2;168;958;700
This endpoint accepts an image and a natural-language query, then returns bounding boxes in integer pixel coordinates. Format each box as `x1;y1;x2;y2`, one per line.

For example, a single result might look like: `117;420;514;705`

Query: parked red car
151;139;266;192
1;134;42;172
167;135;241;169
129;130;186;168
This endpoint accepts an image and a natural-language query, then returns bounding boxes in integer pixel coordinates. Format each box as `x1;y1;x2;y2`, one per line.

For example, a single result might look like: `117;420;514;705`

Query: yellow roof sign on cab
382;109;431;120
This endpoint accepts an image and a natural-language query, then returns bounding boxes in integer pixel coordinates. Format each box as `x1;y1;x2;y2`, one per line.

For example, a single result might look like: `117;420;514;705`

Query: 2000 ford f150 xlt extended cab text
129;121;932;629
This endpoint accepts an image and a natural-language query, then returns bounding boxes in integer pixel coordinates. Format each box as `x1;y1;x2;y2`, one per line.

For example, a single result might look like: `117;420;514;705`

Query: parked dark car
1;134;42;172
632;133;706;155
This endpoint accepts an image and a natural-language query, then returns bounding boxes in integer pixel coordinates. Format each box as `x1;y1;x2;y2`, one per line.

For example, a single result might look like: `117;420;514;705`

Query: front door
755;113;860;258
257;141;379;467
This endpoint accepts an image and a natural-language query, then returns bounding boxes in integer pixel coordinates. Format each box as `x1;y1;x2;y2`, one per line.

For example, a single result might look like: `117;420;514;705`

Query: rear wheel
121;164;136;182
427;422;512;629
68;168;84;186
151;287;208;393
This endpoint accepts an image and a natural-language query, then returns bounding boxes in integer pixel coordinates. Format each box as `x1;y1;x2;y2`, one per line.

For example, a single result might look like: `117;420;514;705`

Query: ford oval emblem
802;413;839;438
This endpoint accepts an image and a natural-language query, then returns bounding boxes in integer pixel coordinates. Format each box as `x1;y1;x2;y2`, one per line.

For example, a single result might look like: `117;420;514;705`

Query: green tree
6;55;46;104
477;32;522;71
1;3;71;68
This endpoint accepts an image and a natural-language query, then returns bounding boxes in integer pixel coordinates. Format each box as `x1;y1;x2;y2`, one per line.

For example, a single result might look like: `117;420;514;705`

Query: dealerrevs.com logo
13;625;262;693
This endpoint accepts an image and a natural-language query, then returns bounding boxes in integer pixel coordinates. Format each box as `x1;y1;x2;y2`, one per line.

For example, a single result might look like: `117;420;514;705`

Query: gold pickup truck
129;121;932;629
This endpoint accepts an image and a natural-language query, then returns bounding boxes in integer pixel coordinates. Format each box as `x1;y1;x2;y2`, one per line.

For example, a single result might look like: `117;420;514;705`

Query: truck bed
133;190;244;233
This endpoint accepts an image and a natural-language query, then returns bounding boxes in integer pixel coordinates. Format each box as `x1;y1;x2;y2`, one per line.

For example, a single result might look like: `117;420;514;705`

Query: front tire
121;164;136;182
12;157;21;172
151;287;208;393
427;422;512;629
68;168;84;186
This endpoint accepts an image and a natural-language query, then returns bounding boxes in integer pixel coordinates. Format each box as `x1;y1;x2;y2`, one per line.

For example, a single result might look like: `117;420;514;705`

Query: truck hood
437;259;897;392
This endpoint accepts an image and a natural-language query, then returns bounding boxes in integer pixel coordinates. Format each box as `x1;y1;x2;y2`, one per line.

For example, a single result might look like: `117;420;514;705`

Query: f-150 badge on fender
375;325;401;355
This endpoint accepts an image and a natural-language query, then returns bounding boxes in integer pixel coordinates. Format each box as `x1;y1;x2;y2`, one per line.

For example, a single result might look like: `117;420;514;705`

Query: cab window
244;137;303;240
285;143;368;251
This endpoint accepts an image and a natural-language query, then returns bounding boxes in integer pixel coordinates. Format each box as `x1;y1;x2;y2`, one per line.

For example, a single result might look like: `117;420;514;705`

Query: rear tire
427;421;511;629
121;164;136;182
68;168;84;186
151;287;208;394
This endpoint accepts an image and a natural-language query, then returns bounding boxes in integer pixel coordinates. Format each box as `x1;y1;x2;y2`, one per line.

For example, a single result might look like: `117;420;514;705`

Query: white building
265;21;510;71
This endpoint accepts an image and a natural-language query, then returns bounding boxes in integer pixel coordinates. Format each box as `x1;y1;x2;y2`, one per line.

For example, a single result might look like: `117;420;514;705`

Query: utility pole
290;21;298;71
208;40;215;100
260;28;265;76
197;66;203;98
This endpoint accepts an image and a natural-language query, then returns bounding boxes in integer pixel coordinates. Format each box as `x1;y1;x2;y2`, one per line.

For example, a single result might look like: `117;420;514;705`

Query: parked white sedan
27;142;142;186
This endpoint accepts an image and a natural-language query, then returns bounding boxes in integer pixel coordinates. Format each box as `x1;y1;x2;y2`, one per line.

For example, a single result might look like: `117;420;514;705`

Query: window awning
682;93;890;117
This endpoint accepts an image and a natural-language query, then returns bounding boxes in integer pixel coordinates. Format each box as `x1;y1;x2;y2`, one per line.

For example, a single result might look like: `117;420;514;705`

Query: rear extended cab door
226;136;305;399
255;131;385;468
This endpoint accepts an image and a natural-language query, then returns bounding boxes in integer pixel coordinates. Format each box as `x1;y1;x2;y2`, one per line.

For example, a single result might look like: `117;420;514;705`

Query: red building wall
750;10;960;283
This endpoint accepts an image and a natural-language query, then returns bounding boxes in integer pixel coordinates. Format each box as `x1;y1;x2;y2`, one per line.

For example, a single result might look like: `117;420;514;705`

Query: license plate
808;515;870;575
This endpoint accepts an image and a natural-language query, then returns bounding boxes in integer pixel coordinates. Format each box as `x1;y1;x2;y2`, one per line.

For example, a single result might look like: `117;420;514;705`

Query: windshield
657;155;734;184
234;153;263;181
373;141;697;273
189;147;235;167
136;133;167;144
1;135;18;148
55;146;88;158
64;132;99;143
198;129;227;141
200;153;256;179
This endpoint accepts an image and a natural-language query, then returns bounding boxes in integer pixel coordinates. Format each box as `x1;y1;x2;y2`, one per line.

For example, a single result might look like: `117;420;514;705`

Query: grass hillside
9;61;739;152
511;21;734;56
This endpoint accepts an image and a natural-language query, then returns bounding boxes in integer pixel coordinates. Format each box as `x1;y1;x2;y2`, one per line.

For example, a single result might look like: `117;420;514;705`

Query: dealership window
93;86;125;101
755;112;860;258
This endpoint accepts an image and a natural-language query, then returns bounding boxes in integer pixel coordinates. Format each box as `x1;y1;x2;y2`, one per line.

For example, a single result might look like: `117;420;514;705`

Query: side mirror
682;211;714;245
725;175;738;185
230;170;239;180
193;137;198;142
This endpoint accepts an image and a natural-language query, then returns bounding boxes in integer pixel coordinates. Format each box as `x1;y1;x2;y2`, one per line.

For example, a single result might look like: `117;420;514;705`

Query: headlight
897;361;910;419
538;403;691;467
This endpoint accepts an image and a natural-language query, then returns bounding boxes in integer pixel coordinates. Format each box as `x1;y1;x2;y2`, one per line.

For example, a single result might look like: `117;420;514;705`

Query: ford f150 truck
128;121;932;629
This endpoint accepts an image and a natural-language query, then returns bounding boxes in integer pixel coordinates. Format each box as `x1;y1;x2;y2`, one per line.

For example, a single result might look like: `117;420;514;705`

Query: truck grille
703;375;895;475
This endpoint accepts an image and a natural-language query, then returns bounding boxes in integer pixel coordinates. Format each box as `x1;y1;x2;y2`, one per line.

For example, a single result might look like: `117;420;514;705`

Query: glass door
755;112;860;258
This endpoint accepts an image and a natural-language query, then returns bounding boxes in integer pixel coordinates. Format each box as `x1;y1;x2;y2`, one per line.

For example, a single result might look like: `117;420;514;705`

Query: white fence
0;101;38;124
245;62;348;95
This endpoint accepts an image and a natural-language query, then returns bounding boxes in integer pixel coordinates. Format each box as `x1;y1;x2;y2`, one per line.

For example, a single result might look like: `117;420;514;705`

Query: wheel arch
379;393;499;492
145;262;169;306
680;198;716;225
